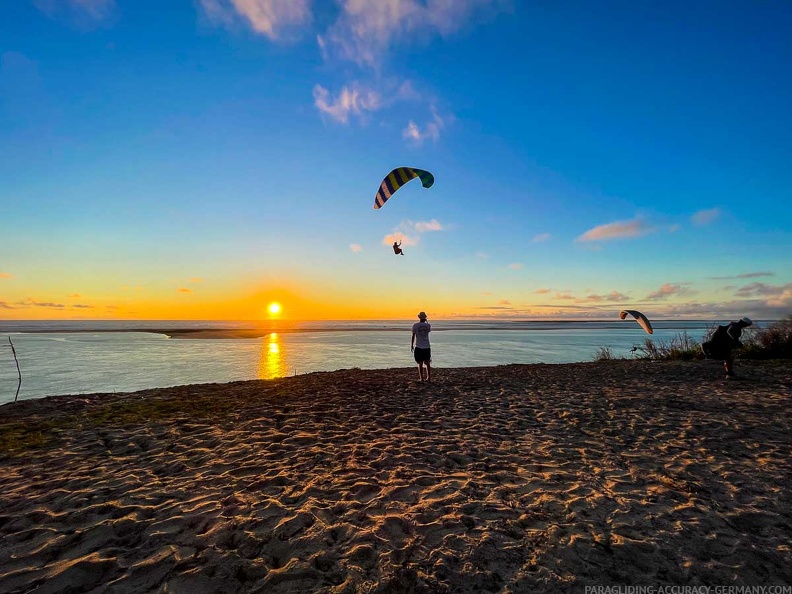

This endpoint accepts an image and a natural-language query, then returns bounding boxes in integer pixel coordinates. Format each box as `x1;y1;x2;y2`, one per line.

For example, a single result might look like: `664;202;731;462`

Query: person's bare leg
425;361;431;382
724;354;734;377
417;363;424;381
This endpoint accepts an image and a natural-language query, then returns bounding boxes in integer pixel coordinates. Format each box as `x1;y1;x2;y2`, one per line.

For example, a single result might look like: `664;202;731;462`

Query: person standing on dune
411;311;432;382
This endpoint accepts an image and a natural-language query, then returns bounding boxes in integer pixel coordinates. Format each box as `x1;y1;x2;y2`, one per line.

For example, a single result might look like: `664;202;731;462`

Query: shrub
741;315;792;359
593;346;620;361
632;331;704;361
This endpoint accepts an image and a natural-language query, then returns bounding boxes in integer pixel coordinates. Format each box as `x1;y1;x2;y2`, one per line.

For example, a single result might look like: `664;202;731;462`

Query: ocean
0;319;734;403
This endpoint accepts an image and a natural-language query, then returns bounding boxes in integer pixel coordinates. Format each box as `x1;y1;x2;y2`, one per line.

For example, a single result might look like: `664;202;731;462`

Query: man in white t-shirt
411;311;432;382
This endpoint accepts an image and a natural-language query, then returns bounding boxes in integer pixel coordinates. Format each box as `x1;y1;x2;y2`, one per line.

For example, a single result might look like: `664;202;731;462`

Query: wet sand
1;359;791;593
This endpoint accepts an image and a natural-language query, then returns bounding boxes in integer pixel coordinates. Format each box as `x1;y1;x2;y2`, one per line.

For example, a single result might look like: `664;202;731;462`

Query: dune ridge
1;360;791;593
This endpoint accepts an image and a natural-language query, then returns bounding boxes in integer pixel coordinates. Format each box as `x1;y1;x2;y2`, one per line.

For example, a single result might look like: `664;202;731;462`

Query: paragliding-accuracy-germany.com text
584;586;792;594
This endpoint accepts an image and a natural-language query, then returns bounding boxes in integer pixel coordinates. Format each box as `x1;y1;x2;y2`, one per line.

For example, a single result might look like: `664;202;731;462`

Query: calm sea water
0;319;752;403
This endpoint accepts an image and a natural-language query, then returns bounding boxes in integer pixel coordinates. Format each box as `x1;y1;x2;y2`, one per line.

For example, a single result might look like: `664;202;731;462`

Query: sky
1;0;791;321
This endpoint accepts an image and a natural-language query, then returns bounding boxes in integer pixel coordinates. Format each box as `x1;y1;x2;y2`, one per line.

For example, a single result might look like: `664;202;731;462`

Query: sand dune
1;360;791;593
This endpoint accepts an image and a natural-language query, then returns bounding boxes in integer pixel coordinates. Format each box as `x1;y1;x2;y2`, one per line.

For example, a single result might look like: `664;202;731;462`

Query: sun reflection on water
258;332;289;379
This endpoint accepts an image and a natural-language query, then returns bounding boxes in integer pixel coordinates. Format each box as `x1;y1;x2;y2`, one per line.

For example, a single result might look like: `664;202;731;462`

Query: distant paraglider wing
373;167;434;210
619;310;653;334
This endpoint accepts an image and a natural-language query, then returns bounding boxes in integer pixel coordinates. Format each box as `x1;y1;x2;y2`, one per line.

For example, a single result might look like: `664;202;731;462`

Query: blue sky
1;0;790;320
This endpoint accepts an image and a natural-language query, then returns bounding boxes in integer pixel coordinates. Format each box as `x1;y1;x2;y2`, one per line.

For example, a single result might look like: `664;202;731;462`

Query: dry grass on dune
1;360;791;593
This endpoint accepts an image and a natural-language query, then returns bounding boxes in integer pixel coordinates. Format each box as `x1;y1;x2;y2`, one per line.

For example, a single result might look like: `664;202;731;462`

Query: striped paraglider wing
373;167;434;209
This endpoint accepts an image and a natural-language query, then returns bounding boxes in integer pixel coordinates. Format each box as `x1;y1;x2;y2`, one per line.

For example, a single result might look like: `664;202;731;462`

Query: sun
267;302;282;316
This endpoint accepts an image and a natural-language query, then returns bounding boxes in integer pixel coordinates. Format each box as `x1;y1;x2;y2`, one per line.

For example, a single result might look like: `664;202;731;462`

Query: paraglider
619;310;653;334
392;240;404;255
373;167;434;210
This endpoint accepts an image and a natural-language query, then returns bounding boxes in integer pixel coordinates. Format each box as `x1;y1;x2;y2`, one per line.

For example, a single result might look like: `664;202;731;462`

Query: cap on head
740;317;753;326
418;311;427;320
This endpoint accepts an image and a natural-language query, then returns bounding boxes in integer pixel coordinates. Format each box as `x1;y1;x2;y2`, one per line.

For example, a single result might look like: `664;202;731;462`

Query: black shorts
414;347;431;363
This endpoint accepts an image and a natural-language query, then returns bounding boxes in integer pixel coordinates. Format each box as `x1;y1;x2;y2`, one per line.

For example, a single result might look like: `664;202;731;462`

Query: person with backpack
701;317;753;379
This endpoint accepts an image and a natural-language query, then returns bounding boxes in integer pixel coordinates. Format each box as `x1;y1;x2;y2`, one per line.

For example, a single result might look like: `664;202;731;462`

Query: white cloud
382;232;417;247
313;83;382;124
200;0;311;39
319;0;505;67
381;218;445;248
413;219;443;232
531;233;551;243
508;263;523;270
691;208;720;226
577;219;654;242
402;109;445;144
349;243;363;252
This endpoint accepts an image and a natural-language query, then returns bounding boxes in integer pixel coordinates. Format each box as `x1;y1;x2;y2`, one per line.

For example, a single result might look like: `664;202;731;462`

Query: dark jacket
702;322;744;359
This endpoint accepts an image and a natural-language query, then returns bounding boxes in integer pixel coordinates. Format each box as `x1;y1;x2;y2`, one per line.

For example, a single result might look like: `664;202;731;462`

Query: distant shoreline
0;328;408;339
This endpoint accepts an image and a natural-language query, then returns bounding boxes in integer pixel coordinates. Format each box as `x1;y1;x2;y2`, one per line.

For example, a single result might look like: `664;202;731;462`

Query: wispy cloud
200;0;311;39
313;83;382;124
0;301;18;309
508;263;523;270
381;219;445;247
534;288;552;294
35;0;116;23
177;287;193;293
498;299;511;305
68;293;82;298
576;291;631;303
645;283;696;301
554;292;576;300
27;299;65;309
318;0;505;67
349;243;363;252
734;282;792;303
691;208;720;226
531;233;551;243
577;218;654;242
0;272;11;279
382;231;415;247
403;109;446;144
710;272;774;280
190;278;204;283
413;219;444;232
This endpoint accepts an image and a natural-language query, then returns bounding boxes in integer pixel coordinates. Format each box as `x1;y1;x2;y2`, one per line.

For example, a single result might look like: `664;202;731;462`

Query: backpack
701;325;729;359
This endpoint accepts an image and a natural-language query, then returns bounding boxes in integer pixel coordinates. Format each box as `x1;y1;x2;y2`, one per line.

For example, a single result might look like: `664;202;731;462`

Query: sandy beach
1;359;791;593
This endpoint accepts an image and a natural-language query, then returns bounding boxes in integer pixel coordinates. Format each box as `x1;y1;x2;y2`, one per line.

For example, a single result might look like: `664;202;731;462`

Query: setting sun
268;302;282;316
